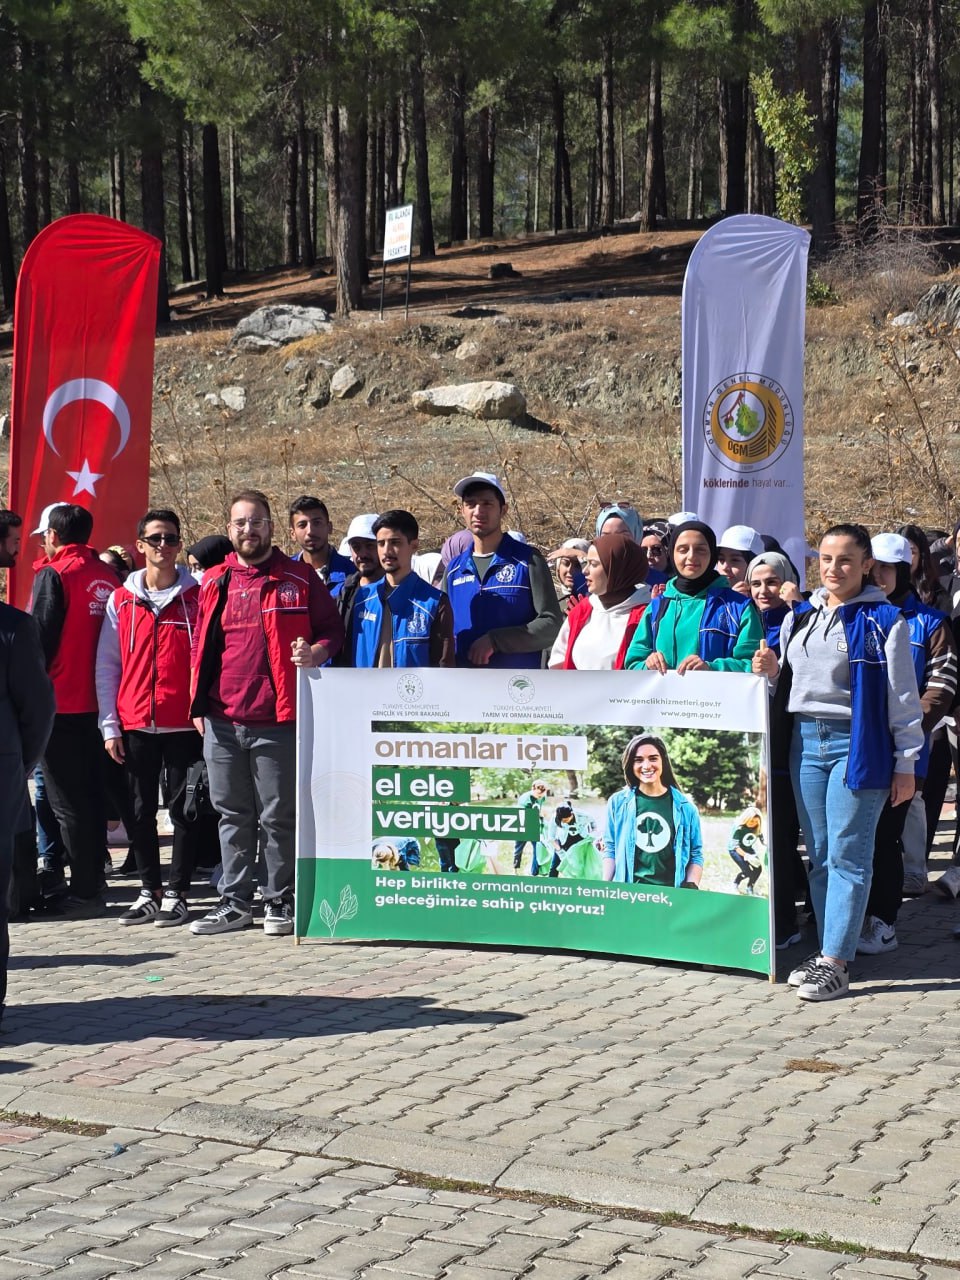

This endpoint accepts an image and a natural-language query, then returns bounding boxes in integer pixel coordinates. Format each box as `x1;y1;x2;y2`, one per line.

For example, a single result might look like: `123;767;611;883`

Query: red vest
561;598;647;670
113;583;200;731
191;552;314;724
45;545;118;714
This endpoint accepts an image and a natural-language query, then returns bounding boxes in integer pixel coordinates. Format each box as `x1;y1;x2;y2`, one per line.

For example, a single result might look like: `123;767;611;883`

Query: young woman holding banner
753;523;923;1002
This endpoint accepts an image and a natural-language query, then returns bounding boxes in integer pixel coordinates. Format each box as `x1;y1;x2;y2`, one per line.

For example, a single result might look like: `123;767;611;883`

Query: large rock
330;364;363;399
219;385;247;411
412;381;526;421
916;283;960;329
231;304;333;349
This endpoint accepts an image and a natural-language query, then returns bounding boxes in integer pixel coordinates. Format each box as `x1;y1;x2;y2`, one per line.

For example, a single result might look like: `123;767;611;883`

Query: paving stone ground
1;837;960;1274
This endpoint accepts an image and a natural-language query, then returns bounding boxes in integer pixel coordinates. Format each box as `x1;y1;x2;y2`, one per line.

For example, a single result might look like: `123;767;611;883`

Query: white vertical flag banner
682;215;810;573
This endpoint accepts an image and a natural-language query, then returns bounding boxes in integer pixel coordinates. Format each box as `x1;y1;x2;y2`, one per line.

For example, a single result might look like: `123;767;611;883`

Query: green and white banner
296;669;773;976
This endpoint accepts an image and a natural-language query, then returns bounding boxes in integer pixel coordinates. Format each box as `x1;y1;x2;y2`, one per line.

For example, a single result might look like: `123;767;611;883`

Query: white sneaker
856;915;898;955
798;958;850;1001
263;898;294;937
932;866;960;900
190;898;253;935
787;952;822;987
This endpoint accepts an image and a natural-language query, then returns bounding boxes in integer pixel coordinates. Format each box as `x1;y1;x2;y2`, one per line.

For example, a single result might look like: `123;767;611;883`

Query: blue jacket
447;532;540;669
787;597;920;790
899;592;948;778
294;548;354;592
762;603;791;656
604;785;703;886
353;572;445;668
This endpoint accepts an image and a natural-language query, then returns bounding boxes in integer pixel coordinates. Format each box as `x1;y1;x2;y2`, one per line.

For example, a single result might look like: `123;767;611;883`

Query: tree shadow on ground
0;995;523;1046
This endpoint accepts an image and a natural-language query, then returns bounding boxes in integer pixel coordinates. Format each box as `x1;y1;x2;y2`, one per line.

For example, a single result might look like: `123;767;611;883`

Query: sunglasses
141;534;181;548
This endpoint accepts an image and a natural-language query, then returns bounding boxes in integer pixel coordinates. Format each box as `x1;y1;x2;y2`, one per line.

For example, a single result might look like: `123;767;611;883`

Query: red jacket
31;544;118;714
190;550;340;724
96;568;200;735
561;598;647;670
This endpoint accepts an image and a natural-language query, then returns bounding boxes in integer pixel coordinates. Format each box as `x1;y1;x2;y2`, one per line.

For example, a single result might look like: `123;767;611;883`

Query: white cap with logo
718;524;764;556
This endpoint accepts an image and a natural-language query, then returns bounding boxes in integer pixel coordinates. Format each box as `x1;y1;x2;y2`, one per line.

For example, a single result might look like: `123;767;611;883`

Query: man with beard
190;489;344;937
288;495;354;591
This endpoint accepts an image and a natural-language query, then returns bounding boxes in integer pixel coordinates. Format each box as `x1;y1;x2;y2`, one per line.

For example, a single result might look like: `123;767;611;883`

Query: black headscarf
186;535;233;569
668;520;721;595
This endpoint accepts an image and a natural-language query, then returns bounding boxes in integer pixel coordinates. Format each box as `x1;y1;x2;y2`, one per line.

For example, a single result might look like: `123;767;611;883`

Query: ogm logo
703;374;793;473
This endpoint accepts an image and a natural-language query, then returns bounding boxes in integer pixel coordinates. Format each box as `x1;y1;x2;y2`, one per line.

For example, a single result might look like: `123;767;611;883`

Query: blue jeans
790;715;888;962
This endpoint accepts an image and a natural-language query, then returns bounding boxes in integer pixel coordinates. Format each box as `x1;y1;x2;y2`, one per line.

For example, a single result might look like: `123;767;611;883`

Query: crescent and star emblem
41;378;132;498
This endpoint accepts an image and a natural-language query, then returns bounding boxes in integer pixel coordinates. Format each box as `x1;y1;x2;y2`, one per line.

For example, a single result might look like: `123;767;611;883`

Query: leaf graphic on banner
318;899;336;934
339;885;359;921
735;402;760;437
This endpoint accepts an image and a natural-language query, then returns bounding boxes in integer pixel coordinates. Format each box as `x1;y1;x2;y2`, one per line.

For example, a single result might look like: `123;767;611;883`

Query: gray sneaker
933;866;960;900
189;898;253;935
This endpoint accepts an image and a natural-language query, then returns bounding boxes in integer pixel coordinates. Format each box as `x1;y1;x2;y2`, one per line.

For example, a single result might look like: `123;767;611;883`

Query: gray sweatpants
203;716;296;906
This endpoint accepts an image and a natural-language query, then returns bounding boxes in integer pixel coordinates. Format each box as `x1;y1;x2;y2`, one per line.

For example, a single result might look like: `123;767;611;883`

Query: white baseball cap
718;524;764;556
668;510;700;527
453;472;506;502
871;532;912;565
32;501;69;536
345;513;379;544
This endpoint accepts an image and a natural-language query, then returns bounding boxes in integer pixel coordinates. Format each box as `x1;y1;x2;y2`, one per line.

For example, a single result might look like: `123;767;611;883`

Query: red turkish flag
7;214;161;608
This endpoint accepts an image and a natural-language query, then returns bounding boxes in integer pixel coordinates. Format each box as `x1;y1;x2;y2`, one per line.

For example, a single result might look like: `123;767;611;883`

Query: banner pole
404;254;412;321
379;260;387;320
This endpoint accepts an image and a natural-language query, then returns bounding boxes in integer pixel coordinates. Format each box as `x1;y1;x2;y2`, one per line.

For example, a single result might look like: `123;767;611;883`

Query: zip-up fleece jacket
31;544;119;715
96;566;199;739
778;587;923;789
623;575;762;672
190;550;344;724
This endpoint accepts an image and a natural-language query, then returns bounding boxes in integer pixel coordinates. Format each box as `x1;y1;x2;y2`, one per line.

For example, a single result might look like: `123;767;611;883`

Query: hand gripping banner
681;215;810;576
8;214;161;608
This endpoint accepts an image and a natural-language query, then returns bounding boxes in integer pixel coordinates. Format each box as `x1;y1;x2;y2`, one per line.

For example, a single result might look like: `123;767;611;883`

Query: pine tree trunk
857;1;885;231
410;48;435;258
284;134;298;265
229;129;244;270
322;101;339;258
16;37;38;249
366;98;378;253
139;81;170;324
717;77;747;213
356;108;368;279
599;37;616;224
640;58;665;231
450;66;468;241
63;38;81;213
201;123;226;297
374;113;385;247
796;26;833;246
386;95;400;208
184;128;197;275
297;100;315;267
176;121;193;281
477;106;495;237
821;22;841;225
397;93;410;201
333;104;364;315
0;144;16;309
928;0;944;222
551;74;567;232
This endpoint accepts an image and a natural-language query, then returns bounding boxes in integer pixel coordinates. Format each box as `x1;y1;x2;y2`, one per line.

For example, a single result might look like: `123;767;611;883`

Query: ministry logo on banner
681;215;810;575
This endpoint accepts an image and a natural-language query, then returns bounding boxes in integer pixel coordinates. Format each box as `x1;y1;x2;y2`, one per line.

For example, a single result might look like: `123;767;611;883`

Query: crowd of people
2;467;959;1023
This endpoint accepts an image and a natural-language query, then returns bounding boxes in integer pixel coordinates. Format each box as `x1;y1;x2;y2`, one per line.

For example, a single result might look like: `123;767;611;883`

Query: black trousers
867;797;910;925
124;730;205;894
41;713;106;899
771;767;808;937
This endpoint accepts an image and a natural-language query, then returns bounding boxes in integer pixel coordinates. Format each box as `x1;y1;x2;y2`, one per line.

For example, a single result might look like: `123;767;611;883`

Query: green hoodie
623;576;762;672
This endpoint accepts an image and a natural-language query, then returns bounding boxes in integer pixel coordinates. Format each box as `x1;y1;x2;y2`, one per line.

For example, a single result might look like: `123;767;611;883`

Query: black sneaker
189;898;253;935
263;898;294;937
119;890;161;926
155;892;189;928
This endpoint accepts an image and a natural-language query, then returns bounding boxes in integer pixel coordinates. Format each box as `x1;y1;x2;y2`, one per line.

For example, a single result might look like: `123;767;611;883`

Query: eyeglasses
141;534;182;547
230;518;270;530
599;501;637;511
